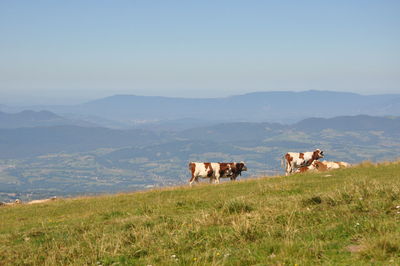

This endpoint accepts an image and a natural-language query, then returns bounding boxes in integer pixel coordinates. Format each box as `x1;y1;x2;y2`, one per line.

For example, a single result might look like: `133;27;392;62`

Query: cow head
313;161;328;171
313;149;324;160
235;162;247;175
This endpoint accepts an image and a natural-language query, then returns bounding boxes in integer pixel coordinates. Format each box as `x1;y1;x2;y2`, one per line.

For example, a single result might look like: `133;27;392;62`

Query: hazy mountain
3;91;400;125
131;118;225;132
0;114;398;160
72;91;400;123
60;113;133;129
0;126;166;158
178;122;286;143
0;110;98;129
102;139;246;162
293;115;400;135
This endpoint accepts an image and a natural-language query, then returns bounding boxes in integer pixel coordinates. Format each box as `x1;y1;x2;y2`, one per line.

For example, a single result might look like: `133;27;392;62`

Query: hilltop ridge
0;110;98;128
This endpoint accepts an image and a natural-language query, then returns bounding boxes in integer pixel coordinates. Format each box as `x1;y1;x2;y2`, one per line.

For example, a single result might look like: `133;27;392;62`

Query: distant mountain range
0;110;98;128
0;114;399;159
1;91;400;125
1;90;400;200
0;125;165;158
294;115;400;135
1;113;400;201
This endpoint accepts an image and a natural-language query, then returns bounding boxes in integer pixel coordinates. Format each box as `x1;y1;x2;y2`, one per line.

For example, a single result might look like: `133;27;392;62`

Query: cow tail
188;162;195;175
280;156;285;169
188;162;196;185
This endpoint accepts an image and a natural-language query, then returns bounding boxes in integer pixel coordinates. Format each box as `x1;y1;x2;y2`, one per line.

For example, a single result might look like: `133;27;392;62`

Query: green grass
1;161;400;265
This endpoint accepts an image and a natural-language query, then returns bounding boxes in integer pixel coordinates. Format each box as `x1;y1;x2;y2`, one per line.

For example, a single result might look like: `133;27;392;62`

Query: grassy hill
1;162;399;265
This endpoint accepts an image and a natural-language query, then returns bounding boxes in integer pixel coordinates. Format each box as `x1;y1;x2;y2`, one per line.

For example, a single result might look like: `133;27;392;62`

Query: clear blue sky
1;1;399;104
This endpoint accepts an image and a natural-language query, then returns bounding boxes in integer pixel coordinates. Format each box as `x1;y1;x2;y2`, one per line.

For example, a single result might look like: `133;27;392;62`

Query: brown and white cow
27;196;57;205
283;149;324;176
0;199;22;207
188;162;247;185
218;162;247;181
295;160;351;173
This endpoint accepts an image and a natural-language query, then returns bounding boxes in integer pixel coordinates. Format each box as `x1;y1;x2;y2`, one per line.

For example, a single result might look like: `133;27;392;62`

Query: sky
1;1;400;105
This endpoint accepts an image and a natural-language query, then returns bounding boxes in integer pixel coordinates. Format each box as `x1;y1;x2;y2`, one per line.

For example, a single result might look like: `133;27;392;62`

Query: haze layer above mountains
2;91;400;128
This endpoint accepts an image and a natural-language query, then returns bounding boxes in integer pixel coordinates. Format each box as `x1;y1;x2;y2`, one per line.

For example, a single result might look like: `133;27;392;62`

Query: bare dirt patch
346;244;365;253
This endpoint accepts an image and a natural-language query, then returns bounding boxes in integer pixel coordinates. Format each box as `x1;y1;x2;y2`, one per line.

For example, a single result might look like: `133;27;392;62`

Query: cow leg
285;163;291;176
289;167;295;175
189;175;198;186
211;177;218;184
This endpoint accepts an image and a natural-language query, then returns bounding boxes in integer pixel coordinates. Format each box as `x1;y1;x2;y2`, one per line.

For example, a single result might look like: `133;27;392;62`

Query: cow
188;162;247;185
283;149;324;176
218;162;247;182
313;160;351;171
336;161;351;168
189;162;216;185
295;163;316;173
0;197;58;207
27;196;57;205
0;199;22;207
295;160;351;173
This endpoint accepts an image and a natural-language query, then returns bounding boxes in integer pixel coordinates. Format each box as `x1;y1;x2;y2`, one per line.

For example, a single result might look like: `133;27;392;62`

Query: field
1;161;400;265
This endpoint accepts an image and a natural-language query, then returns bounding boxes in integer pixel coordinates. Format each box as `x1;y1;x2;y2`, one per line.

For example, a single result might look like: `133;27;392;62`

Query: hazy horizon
1;89;400;107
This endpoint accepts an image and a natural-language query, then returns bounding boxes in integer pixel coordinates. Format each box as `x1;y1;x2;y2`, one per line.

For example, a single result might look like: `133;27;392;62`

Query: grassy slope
0;162;399;265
